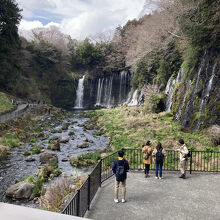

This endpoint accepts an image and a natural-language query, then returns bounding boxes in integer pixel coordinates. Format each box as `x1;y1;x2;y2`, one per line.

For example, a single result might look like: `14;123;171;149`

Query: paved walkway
85;171;220;220
0;104;29;123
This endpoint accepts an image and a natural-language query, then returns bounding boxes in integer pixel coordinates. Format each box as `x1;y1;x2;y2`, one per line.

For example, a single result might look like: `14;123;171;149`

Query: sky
16;0;146;40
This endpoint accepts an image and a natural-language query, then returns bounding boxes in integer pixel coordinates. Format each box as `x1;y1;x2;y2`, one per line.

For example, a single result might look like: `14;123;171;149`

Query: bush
32;146;43;154
24;151;31;156
25;176;44;197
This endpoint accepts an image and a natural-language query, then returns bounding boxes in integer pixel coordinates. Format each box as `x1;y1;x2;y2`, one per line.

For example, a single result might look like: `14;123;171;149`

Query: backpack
116;160;125;176
143;149;149;160
183;151;191;159
156;150;164;164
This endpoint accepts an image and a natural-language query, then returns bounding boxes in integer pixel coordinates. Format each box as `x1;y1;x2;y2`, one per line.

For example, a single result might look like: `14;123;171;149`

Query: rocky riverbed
0;111;109;207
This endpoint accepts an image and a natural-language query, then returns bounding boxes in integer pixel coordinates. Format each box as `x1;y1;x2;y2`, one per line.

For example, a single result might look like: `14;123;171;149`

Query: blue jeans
155;162;163;177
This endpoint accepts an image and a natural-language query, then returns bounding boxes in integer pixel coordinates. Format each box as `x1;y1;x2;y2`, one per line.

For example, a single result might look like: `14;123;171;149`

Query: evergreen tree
0;0;22;90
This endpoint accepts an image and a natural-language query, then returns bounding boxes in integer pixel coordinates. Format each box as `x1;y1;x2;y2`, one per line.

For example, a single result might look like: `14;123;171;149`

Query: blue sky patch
32;9;62;25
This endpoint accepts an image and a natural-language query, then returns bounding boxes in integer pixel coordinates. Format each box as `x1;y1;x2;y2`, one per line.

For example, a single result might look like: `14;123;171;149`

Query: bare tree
32;26;74;55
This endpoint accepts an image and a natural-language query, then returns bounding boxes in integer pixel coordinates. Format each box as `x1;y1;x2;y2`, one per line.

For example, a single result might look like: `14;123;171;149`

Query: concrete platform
0;202;90;220
85;171;220;220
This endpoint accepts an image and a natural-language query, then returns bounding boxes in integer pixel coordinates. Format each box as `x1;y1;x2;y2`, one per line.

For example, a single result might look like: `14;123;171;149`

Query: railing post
87;175;91;210
190;150;192;174
76;189;80;216
99;159;102;187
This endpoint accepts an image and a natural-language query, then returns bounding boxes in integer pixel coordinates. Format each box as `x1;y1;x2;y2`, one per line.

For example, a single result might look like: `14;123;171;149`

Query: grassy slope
86;106;219;152
0;92;13;114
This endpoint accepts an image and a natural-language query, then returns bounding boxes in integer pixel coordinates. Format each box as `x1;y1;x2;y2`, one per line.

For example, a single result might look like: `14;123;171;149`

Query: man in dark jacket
112;150;129;203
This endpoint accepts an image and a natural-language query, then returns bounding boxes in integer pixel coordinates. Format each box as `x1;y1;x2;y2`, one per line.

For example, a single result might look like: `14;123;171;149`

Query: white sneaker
121;199;126;203
159;177;163;179
114;199;119;203
155;177;159;179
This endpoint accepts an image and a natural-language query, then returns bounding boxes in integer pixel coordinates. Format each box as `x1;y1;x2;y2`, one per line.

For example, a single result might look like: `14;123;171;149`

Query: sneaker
179;174;185;179
159;177;163;179
155;177;159;179
114;199;119;203
121;199;126;203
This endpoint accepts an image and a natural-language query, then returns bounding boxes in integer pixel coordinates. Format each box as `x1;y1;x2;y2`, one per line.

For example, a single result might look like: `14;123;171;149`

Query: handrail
61;149;220;217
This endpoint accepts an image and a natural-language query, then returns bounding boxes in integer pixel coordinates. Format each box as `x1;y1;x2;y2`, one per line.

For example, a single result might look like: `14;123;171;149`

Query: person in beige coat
142;141;153;178
177;139;189;179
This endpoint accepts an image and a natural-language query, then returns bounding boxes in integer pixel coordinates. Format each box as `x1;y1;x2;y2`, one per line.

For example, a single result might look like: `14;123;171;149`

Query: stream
0;111;109;207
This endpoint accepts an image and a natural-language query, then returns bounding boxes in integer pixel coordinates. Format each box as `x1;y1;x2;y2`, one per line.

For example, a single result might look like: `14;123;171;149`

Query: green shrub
24;151;31;156
32;146;43;154
52;169;62;177
0;149;8;160
24;176;44;197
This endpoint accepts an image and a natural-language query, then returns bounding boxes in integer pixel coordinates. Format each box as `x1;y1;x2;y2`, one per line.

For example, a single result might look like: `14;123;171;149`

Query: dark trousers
155;162;163;177
144;164;150;174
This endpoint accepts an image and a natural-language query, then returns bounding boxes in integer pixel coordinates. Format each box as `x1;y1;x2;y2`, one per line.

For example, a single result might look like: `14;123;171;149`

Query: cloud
16;0;145;40
19;20;44;30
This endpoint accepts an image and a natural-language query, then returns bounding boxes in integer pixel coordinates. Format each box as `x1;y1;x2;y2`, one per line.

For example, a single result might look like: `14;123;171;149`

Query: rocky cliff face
165;49;220;130
51;80;77;109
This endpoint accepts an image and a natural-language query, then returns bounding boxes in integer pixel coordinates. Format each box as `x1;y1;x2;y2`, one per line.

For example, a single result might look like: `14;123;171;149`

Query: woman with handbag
142;140;153;178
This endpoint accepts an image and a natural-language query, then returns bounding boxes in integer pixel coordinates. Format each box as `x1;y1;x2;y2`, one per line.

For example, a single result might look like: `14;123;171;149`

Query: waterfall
206;62;216;97
94;71;131;107
74;75;85;109
195;61;217;129
107;76;113;107
165;70;183;112
175;80;192;120
119;71;127;103
127;89;138;106
95;78;104;106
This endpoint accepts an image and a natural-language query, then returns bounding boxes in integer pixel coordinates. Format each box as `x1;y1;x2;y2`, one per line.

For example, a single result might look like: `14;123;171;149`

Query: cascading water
165;49;219;130
165;70;183;112
74;75;85;109
175;80;192;120
195;62;217;129
127;89;138;106
94;71;131;107
95;78;104;106
119;71;128;103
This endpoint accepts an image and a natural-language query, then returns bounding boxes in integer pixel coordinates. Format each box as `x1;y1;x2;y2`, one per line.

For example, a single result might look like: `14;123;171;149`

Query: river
0;111;109;207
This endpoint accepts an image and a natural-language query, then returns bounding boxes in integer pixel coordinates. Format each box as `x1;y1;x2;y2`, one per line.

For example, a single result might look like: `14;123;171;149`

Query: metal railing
61;149;220;217
122;149;220;173
62;161;101;217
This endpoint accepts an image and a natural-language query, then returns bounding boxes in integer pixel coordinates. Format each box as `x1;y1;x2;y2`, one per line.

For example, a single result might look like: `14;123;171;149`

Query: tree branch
167;31;184;39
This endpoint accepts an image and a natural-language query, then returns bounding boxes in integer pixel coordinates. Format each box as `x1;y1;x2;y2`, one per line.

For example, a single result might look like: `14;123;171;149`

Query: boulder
25;156;35;162
68;131;75;136
37;165;54;179
77;142;89;148
6;181;35;199
40;153;58;165
60;136;69;143
95;148;106;154
83;138;94;143
62;123;69;130
50;141;60;151
69;155;79;166
62;158;68;162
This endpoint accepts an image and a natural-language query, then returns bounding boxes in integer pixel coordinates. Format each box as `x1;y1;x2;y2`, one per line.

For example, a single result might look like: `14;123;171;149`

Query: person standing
152;142;166;179
177;139;189;179
112;150;129;203
142;141;153;178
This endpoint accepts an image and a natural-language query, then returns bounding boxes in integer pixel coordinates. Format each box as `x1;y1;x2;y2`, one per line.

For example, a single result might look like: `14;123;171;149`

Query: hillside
0;92;13;114
0;0;219;130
